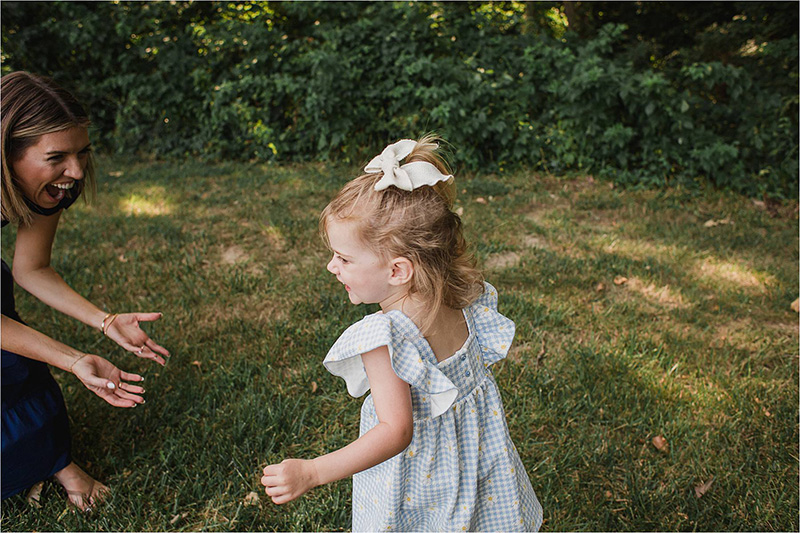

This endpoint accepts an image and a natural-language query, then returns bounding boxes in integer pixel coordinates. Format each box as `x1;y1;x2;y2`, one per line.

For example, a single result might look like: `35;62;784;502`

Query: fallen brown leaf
191;360;202;368
475;197;488;204
170;512;188;525
311;381;318;393
613;276;628;286
694;478;714;498
595;282;606;292
243;491;261;507
704;218;734;228
652;435;668;452
791;298;799;313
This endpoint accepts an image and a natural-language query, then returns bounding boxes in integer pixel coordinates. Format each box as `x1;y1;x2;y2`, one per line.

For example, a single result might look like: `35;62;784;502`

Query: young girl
262;136;542;531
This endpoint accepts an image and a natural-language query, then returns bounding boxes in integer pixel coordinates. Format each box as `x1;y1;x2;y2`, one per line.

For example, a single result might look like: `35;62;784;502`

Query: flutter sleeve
323;313;458;417
470;281;516;367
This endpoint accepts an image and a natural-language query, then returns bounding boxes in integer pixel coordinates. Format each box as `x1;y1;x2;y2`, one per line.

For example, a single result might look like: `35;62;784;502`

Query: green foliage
1;1;797;197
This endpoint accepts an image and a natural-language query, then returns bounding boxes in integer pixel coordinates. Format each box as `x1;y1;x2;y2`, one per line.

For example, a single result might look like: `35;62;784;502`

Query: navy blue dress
2;189;81;499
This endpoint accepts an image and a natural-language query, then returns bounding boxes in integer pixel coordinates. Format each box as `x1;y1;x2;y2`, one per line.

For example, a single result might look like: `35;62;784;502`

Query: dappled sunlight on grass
119;186;174;216
693;256;775;292
596;235;686;264
4;161;795;532
615;276;690;311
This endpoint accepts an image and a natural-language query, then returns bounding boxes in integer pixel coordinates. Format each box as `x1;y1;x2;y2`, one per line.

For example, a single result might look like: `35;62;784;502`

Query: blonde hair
1;71;95;226
320;134;484;333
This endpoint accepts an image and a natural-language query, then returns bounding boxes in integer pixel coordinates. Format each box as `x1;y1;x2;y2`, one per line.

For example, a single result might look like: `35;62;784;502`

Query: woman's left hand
106;312;170;366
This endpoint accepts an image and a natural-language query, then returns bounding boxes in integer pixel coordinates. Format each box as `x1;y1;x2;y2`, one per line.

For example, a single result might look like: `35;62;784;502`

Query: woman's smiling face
12;126;90;209
325;218;400;308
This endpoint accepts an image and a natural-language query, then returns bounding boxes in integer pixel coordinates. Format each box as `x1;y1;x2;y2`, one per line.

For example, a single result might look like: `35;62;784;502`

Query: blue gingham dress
324;282;543;532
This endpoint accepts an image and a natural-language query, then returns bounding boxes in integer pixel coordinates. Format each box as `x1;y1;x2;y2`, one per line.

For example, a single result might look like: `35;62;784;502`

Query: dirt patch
485;251;522;271
221;245;249;265
522;234;549;249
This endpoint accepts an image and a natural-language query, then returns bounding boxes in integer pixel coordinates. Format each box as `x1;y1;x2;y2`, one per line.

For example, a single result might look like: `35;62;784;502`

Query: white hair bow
366;139;453;192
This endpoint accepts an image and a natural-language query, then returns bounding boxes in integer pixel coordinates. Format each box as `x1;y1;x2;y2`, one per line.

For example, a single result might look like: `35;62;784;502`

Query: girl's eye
339;256;349;264
47;155;64;162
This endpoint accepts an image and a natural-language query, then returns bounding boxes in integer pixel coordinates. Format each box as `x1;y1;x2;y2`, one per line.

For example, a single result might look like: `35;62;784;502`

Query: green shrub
1;1;796;197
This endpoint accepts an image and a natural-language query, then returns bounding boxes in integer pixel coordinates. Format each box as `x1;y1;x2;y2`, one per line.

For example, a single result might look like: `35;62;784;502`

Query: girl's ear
388;257;414;286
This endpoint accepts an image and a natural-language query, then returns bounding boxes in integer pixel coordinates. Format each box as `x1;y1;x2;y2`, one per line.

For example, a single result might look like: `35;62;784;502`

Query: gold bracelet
102;314;119;336
100;313;113;333
68;354;87;373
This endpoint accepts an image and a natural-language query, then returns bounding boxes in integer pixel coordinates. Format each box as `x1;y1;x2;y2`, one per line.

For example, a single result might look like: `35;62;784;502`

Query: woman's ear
388;257;414;286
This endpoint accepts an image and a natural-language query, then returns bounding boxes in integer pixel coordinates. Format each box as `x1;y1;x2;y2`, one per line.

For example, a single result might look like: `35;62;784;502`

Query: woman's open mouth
44;181;75;202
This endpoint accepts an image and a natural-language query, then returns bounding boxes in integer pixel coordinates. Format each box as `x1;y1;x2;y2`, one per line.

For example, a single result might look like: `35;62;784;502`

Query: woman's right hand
71;354;146;408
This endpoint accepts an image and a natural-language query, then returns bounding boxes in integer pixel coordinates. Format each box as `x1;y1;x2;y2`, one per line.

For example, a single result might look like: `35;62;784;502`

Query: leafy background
2;1;798;197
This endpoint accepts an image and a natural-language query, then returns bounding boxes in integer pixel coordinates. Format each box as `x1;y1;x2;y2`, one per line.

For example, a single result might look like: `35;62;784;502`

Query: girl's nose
326;257;337;274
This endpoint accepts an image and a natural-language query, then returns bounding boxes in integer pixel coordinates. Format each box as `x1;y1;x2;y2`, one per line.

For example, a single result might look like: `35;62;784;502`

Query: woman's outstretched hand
71;354;145;408
261;459;320;504
106;312;170;366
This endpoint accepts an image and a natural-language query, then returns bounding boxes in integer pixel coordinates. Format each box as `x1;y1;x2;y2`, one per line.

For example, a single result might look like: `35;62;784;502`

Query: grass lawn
1;155;797;531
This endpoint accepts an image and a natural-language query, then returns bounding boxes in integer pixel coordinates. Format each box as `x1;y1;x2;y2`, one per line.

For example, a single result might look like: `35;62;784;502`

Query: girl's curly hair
320;134;484;334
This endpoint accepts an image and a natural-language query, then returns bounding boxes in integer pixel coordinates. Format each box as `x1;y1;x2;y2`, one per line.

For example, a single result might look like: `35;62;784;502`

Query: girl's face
11;126;91;209
325;218;404;309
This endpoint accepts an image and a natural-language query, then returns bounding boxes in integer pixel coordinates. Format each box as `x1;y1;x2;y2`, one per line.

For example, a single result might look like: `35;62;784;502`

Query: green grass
1;157;797;531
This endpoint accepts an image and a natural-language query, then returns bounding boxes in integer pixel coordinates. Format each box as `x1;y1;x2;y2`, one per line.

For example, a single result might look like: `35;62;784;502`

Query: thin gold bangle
69;354;87;373
100;313;113;333
103;314;119;336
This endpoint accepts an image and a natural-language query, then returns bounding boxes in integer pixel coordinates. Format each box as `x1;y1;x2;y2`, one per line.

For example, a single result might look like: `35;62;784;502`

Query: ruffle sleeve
470;282;516;367
323;313;458;417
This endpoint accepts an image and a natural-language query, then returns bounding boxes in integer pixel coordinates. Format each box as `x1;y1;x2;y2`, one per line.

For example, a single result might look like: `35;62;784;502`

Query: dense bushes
2;1;797;197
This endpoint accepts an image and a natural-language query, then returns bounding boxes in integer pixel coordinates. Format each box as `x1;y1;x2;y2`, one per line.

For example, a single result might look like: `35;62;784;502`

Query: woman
1;71;170;511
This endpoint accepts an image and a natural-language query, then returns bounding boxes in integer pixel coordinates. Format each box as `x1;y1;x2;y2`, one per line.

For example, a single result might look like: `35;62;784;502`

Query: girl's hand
261;459;320;504
71;354;145;408
106;312;170;366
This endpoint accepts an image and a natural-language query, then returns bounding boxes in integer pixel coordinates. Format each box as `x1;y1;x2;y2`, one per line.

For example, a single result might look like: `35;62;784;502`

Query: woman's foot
53;462;109;512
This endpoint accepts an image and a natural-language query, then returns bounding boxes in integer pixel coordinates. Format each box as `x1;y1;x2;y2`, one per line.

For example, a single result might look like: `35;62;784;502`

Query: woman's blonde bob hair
1;71;95;226
320;134;484;334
